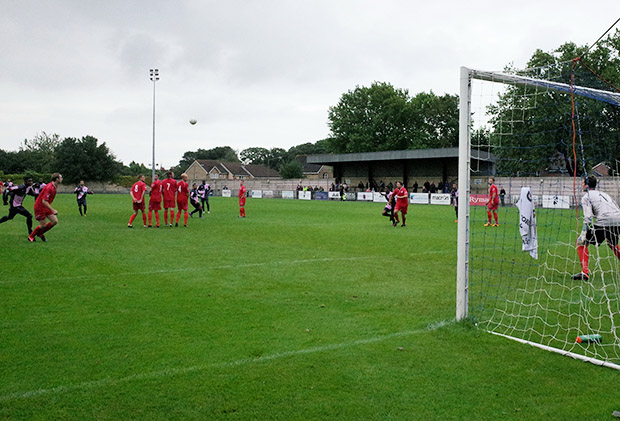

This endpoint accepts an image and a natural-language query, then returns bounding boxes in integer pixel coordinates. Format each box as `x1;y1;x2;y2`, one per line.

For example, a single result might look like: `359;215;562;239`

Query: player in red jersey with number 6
128;174;147;228
148;173;162;228
175;173;190;227
161;171;177;227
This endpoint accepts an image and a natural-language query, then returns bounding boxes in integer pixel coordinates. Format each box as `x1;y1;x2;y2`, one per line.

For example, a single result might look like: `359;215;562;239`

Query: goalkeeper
572;176;620;281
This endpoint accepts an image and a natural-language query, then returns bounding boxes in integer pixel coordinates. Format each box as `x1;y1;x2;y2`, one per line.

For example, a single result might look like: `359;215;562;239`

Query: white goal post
456;66;620;369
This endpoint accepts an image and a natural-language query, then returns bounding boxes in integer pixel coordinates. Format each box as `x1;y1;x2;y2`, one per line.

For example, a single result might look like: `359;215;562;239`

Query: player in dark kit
32;180;46;198
197;180;211;214
29;173;63;242
0;178;36;235
73;180;93;216
3;179;14;205
189;183;203;218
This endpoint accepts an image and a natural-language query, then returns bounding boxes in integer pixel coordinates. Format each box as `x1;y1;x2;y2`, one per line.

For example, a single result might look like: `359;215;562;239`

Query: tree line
3;31;618;183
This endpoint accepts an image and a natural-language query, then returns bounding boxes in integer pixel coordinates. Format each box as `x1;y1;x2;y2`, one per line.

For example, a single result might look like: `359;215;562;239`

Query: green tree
54;136;121;183
123;161;150;176
279;160;304;179
327;83;459;153
176;146;240;172
240;147;287;171
489;30;620;176
240;147;269;165
20;132;61;173
327;82;416;153
409;92;459;148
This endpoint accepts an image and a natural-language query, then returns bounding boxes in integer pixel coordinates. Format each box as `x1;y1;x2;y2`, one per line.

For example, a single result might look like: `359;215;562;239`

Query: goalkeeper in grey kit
572;176;620;281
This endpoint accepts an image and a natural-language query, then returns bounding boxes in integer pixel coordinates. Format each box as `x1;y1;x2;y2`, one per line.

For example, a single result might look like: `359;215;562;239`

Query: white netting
465;64;620;368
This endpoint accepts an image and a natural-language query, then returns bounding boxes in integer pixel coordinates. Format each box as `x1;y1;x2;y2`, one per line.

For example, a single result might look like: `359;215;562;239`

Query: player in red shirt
485;177;500;227
175;173;190;227
148;173;162;228
28;173;63;242
393;181;409;227
128;174;147;228
161;171;177;227
239;180;247;217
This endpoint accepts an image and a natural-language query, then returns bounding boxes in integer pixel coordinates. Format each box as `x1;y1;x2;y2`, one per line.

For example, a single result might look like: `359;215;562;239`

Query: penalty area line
0;320;453;403
0;256;370;285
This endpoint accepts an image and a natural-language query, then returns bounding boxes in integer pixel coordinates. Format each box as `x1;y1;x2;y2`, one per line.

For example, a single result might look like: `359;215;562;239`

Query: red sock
155;212;160;226
577;245;589;274
148;211;152;225
142;213;147;226
39;222;54;235
163;210;168;225
30;226;42;238
171;210;175;223
176;211;180;223
609;244;620;261
183;211;188;225
487;211;492;223
494;212;498;224
129;214;136;225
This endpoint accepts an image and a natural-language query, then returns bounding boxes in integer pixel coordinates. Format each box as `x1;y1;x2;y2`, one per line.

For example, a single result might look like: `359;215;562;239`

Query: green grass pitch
0;194;618;419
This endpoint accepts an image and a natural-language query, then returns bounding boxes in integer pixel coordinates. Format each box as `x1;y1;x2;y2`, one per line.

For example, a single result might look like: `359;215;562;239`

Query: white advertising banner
282;191;295;199
263;190;274;198
357;192;374;201
298;191;312;200
251;190;263;198
430;193;451;205
373;192;387;203
328;191;341;200
542;194;570;209
222;189;232;198
410;193;429;204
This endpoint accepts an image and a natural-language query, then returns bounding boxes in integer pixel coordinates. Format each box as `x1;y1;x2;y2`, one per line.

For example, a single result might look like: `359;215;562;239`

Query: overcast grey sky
1;1;618;168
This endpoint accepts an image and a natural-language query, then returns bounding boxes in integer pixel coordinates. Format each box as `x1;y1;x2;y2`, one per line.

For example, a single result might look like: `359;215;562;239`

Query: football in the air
189;119;197;125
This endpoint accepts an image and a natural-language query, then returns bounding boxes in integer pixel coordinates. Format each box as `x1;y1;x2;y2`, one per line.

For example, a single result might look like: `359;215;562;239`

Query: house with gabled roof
295;155;333;181
185;159;281;181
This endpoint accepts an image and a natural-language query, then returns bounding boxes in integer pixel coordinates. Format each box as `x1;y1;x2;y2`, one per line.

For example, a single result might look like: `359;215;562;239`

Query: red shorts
133;201;145;211
394;204;408;215
163;198;175;209
34;206;54;221
487;202;499;211
149;200;161;211
239;198;246;207
177;200;188;211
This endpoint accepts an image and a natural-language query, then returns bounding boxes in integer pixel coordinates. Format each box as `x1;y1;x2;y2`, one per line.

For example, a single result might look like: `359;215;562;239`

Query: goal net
457;62;620;369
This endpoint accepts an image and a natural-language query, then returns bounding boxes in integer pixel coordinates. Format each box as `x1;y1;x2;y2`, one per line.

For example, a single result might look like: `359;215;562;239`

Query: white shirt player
581;189;620;227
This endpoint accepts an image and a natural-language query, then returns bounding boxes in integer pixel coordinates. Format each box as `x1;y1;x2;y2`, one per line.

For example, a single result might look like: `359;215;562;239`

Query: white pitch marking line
0;257;368;286
0;321;453;403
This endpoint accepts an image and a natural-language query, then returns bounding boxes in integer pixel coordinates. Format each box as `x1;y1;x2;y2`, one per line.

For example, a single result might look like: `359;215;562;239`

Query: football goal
457;63;620;369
